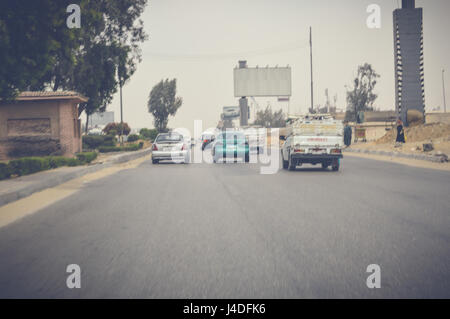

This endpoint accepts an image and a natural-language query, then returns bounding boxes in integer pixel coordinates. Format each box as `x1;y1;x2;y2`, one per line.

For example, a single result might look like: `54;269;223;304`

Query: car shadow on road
287;166;340;173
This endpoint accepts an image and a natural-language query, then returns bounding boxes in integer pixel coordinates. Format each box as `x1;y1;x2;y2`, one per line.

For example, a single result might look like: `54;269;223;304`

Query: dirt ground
350;123;450;157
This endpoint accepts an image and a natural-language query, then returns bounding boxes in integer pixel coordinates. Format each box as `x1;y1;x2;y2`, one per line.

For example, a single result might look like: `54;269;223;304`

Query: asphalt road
0;153;449;298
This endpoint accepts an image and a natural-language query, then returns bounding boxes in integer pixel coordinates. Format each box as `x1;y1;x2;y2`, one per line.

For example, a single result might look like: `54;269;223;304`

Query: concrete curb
0;148;151;207
344;148;448;163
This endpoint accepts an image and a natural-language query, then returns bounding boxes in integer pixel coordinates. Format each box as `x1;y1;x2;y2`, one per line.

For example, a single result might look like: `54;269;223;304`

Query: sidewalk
0;148;151;207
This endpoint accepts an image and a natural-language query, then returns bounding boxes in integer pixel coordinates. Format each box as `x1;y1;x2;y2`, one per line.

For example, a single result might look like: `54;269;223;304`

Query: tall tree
345;63;380;122
254;106;286;128
0;0;148;118
0;0;70;100
147;79;183;132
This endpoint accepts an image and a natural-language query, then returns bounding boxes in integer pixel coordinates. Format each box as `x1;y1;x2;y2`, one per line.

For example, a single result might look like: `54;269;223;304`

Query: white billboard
234;67;292;97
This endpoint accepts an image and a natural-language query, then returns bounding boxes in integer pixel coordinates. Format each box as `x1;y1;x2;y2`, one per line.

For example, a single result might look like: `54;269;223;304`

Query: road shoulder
344;151;450;171
0;148;151;207
0;156;148;229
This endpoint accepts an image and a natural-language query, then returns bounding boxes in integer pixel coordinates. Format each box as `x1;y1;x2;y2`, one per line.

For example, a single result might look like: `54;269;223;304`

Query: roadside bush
127;134;139;142
66;158;81;166
102;135;117;146
48;156;70;168
82;136;105;149
98;143;143;153
1;153;97;180
98;146;120;153
76;152;98;164
0;163;12;180
103;122;131;136
82;135;116;150
108;129;118;137
139;128;158;141
9;157;51;176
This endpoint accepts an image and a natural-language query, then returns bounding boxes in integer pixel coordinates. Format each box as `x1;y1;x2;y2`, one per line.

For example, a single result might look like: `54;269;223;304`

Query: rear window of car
216;132;246;141
156;134;183;143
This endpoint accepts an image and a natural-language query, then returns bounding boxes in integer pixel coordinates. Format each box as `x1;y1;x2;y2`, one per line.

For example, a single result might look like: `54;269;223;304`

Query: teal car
212;131;250;163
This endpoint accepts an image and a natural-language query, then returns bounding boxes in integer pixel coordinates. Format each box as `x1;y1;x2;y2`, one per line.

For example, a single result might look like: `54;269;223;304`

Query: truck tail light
331;148;341;154
152;143;158;151
294;144;304;153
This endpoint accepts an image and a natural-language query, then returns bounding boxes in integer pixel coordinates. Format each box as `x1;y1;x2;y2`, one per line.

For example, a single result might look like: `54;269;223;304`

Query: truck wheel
321;162;329;170
332;160;340;171
152;159;159;164
288;156;296;171
281;152;288;169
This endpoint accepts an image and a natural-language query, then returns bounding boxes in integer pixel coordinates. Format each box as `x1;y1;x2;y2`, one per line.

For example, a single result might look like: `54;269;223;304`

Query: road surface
0;154;449;298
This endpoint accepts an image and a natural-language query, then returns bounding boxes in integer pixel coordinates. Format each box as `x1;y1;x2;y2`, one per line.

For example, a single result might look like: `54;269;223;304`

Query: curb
344;148;448;163
0;148;151;207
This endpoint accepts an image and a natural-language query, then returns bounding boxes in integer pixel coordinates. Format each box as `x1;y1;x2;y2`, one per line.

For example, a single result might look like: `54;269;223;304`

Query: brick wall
0;99;81;160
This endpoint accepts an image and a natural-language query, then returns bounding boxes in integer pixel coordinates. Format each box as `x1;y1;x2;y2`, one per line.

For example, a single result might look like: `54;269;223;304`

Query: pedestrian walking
395;119;406;146
344;122;352;147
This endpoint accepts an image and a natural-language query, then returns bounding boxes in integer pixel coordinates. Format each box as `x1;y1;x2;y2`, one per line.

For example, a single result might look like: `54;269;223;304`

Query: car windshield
156;134;183;143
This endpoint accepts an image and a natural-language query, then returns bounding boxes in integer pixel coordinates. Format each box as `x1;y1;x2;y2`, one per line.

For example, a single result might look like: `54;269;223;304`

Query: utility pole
309;27;314;113
443;69;447;113
119;71;124;145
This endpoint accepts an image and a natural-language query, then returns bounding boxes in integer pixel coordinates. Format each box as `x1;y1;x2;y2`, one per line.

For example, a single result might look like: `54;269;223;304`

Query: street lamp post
120;80;124;145
118;65;124;146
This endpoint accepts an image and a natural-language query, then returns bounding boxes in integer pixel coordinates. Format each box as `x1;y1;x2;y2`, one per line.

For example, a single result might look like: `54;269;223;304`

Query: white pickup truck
281;115;344;171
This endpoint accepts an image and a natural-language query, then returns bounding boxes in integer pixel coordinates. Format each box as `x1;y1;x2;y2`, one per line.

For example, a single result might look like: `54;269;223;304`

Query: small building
0;91;88;160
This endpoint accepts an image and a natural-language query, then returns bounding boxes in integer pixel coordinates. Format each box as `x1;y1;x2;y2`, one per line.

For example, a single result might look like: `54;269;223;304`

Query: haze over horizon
97;0;450;132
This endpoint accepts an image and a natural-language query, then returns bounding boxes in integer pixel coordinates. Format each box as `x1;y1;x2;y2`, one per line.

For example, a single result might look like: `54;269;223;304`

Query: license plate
163;147;172;151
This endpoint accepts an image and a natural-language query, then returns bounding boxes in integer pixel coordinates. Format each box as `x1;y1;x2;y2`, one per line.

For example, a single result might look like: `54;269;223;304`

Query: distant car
244;129;265;155
212;131;249;163
201;133;215;151
151;133;190;164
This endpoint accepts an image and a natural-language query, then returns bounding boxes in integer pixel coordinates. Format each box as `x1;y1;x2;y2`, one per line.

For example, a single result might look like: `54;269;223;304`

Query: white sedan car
151;133;190;164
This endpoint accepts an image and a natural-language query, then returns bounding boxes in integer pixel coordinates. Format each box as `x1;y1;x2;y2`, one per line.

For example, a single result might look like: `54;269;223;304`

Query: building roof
16;91;88;103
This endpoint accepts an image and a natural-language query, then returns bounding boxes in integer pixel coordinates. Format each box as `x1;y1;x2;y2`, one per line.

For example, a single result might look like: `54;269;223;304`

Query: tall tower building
393;0;425;125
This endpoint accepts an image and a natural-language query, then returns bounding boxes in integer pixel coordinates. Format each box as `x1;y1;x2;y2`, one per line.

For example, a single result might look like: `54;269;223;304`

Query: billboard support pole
310;26;314;113
239;97;249;127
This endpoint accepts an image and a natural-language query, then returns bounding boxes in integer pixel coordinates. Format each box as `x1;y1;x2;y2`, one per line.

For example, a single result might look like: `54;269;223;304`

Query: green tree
103;122;131;136
147;79;183;132
139;128;158;141
254;106;286;128
0;0;70;100
345;63;380;123
0;0;148;120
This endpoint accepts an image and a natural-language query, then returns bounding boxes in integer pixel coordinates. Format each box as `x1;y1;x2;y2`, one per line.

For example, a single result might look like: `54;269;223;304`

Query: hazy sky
98;0;450;132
